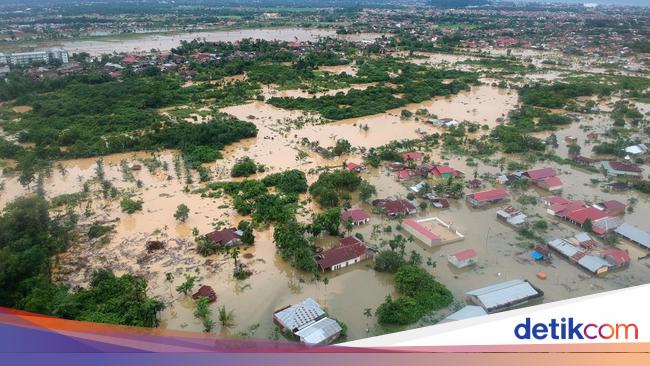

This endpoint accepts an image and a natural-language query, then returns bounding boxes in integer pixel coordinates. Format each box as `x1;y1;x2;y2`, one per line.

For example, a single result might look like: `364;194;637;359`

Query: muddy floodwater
37;28;336;56
1;61;649;342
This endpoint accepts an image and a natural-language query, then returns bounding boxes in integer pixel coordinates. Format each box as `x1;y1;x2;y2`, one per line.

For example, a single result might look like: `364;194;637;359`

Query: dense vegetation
376;265;453;325
309;169;362;208
0;196;164;327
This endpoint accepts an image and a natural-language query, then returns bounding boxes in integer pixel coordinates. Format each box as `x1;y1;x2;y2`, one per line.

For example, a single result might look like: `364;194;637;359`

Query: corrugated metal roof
295;317;342;345
443;305;487;322
615;223;650;249
548;238;580;257
466;279;541;311
578;255;611;273
274;298;325;332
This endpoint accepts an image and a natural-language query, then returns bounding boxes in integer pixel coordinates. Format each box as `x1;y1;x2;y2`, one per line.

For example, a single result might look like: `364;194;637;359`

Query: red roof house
524;167;557;181
537;176;563;191
346;162;363;173
372;199;417;218
448;249;478;268
600;248;631;268
593;200;626;216
402;152;423;161
431;165;459;178
466;188;510;207
341;209;370;225
206;228;242;246
544;196;569;206
565;207;609;226
192;285;217;303
316;237;373;272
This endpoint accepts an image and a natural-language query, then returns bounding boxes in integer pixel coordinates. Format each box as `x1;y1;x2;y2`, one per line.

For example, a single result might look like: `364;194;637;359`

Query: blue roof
530;251;544;260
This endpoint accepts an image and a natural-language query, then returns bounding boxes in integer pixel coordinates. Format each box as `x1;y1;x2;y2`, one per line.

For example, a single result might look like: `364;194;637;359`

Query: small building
615;223;650;250
440;305;487;323
206;228;242;246
537;176;563;191
573;156;597;166
345;162;364;173
465;279;544;313
372;199;417;218
577;255;610;275
600;161;643;178
403;219;442;247
341;209;370;226
294;317;342;346
524;167;557;181
593;200;626;217
402;151;423;161
431;165;460;178
273;298;341;345
316;236;373;272
496;206;528;228
466;188;510;208
600;248;631;268
448;249;478;268
192;285;217;302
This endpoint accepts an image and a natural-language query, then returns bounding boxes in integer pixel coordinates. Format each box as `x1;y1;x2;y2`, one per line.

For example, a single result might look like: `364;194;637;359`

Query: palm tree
218;305;235;329
363;308;373;333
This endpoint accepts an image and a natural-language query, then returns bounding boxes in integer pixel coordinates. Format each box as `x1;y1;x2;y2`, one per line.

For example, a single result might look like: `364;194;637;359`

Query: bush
231;157;258;177
120;197;143;214
376;295;422;325
374;250;405;273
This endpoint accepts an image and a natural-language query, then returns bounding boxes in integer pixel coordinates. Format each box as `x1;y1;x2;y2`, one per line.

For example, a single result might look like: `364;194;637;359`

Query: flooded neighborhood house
273;298;342;345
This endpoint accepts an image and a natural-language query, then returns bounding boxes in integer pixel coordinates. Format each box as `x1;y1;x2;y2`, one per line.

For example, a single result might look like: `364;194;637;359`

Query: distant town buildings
0;48;69;66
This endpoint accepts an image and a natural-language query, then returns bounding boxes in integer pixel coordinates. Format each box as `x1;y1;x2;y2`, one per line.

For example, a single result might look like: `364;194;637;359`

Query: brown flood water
1;72;649;341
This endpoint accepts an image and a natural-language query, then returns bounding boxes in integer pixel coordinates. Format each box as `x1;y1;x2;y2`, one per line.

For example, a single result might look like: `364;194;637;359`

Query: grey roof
574;232;592;243
294;317;342;345
548;238;580;257
274;298;325;332
578;255;611;273
466;279;541;311
615;223;650;250
442;305;487;323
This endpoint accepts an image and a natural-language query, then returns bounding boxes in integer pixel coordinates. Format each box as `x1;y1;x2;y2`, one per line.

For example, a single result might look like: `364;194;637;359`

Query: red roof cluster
565;207;609;225
608;161;642;173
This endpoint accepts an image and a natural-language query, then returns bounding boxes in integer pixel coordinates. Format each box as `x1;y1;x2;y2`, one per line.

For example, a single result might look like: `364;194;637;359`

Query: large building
0;48;69;66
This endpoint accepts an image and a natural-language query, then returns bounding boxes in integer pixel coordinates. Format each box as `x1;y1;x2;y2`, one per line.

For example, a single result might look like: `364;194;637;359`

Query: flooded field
0;46;649;342
37;28;336;56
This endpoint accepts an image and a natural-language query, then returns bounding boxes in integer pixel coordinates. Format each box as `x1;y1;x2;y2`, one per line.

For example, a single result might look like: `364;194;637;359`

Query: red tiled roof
525;167;556;180
402;152;423;161
470;188;509;202
541;176;563;188
450;249;477;261
600;248;631;266
341;209;370;222
339;236;362;246
432;165;456;176
608;161;642;173
206;228;241;244
317;241;370;269
404;219;441;241
397;170;412;179
598;200;626;212
192;285;217;302
549;200;586;216
346;162;360;170
373;199;416;215
544;196;569;206
566;207;609;225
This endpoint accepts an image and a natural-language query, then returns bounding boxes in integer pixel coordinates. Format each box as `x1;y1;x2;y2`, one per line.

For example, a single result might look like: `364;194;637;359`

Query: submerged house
192;285;217;303
524;167;562;191
466;188;510;208
316;236;373;272
496;206;528;228
372;199;417;218
465;279;543;313
615;223;650;250
273;298;341;346
547;238;610;275
448;249;478;268
341;209;370;226
600;161;643;178
206;228;243;247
